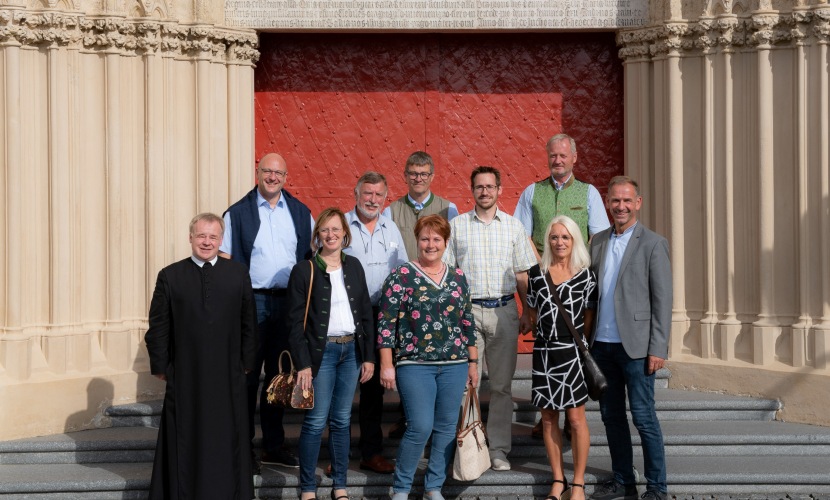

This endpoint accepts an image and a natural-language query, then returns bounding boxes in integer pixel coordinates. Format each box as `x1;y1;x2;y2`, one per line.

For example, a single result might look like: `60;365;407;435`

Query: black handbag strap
543;271;589;355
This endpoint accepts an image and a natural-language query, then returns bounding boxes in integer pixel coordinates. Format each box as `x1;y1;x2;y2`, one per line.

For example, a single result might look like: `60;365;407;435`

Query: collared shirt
514;174;609;237
594;222;638;343
444;208;536;300
190;255;219;267
219;189;314;289
382;192;459;221
343;210;408;305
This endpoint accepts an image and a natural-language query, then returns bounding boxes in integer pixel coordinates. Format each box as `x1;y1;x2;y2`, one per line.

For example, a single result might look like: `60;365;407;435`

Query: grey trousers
472;300;520;460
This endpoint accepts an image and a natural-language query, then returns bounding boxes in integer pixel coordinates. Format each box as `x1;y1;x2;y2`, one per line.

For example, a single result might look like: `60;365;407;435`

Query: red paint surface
255;33;624;351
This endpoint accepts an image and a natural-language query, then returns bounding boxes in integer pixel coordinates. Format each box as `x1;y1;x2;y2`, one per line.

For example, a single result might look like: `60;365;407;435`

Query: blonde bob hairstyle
540;215;591;274
311;207;352;252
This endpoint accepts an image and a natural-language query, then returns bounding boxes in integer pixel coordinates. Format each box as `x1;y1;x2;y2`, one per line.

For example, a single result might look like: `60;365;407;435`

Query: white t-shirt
327;268;356;336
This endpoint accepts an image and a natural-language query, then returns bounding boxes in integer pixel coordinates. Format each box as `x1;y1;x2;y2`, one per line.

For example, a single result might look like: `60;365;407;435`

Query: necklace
321;254;342;269
418;261;445;277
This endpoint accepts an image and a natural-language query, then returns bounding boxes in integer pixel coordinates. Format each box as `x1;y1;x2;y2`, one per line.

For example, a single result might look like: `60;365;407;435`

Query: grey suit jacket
589;222;672;359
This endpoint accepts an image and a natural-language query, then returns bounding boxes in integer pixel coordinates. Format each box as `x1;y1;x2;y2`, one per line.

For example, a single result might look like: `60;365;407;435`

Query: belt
327;334;355;344
472;294;515;308
253;288;287;297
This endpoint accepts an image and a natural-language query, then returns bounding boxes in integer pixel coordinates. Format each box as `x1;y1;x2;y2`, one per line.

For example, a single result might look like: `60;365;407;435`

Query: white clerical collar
191;255;219;267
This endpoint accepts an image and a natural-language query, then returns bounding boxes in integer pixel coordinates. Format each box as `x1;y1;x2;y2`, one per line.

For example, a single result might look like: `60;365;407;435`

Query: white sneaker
491;457;511;471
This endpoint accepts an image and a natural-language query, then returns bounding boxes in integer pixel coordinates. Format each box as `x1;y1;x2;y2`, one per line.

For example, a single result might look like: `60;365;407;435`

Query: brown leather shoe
359;454;395;474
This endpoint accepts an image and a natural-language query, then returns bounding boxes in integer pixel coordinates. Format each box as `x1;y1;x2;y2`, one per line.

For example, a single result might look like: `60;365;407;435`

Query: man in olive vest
514;133;610;440
381;150;458;438
514;133;610;258
383;150;459;258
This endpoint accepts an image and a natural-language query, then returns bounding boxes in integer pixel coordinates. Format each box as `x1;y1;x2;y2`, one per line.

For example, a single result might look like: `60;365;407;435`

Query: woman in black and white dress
526;215;597;500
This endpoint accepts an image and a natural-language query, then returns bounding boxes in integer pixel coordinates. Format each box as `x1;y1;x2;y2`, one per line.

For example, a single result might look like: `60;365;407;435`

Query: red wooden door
255;32;624;350
255;33;623;212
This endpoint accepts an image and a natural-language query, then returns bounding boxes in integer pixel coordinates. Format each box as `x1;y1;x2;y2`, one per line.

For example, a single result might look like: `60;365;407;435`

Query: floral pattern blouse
377;262;476;364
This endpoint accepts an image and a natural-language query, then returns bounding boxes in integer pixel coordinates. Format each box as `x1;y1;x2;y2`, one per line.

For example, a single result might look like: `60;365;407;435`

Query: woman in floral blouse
377;214;479;500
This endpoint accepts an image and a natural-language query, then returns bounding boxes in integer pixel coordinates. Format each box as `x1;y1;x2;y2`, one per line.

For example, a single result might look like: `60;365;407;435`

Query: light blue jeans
298;341;360;492
393;362;468;495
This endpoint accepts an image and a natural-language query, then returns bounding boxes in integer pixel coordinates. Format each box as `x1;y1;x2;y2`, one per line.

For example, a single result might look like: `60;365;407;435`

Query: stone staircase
2;355;830;499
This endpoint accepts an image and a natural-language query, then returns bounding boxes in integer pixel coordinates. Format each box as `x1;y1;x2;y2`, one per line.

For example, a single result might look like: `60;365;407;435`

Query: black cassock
145;257;257;500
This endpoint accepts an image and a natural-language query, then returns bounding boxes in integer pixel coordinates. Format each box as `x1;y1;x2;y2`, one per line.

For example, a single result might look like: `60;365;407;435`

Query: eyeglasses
319;228;343;235
260;169;287;179
406;171;433;180
473;185;499;192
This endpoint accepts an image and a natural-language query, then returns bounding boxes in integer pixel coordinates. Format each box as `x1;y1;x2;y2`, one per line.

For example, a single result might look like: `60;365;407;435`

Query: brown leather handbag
265;261;315;409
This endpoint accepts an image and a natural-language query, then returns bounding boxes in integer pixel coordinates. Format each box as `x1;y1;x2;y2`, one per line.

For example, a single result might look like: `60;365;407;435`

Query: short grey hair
189;213;225;235
546;133;577;155
405;151;434;173
355;171;388;195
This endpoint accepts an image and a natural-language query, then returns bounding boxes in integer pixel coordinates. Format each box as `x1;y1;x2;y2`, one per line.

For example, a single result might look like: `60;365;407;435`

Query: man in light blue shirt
514;134;610;258
219;153;315;472
344;171;408;474
515;134;610;440
589;176;672;500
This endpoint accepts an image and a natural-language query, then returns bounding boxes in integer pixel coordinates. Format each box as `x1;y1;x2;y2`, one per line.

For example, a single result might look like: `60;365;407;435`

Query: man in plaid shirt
443;165;537;472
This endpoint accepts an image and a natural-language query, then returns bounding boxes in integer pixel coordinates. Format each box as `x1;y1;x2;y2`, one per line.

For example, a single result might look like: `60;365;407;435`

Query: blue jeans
592;341;667;493
251;293;289;453
393;362;468;494
298;341;360;492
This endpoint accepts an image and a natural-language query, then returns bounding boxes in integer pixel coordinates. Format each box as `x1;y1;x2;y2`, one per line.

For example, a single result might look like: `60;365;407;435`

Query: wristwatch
468;358;478;364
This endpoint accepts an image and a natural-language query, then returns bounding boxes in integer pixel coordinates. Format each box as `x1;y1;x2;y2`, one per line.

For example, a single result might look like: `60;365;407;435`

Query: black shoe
591;480;638;500
331;488;350;500
251;451;262;476
261;448;299;468
544;477;569;500
639;491;667;500
388;420;407;439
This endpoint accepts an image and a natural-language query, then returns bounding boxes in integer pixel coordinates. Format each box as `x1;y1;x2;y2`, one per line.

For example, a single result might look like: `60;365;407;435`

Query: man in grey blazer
589;176;672;500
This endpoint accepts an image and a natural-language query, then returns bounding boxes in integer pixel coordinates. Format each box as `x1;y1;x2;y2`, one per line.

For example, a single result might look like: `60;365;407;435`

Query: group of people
144;133;673;500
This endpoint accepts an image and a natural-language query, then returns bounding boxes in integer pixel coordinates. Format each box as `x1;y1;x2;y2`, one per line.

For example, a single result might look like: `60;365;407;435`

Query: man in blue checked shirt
444;166;537;472
343;171;408;474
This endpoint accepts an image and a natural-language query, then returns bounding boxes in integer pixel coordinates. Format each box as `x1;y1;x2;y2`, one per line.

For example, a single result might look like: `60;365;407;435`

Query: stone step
5;419;830;465
2;365;820;499
105;386;780;429
1;453;830;498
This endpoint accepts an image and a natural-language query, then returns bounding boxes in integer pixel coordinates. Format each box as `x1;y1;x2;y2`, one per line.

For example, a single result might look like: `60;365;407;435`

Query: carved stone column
751;11;779;366
0;5;259;439
715;14;742;362
664;24;691;357
814;7;830;370
791;9;811;368
698;17;718;359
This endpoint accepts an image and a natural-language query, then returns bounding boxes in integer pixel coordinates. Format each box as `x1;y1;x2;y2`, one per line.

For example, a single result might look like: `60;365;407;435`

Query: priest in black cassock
145;212;257;500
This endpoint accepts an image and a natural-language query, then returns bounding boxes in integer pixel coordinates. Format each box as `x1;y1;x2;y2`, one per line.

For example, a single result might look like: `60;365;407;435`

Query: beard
357;204;381;220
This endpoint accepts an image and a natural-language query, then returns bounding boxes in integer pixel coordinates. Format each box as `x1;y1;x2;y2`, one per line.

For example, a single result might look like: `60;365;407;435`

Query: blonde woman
525;215;597;500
